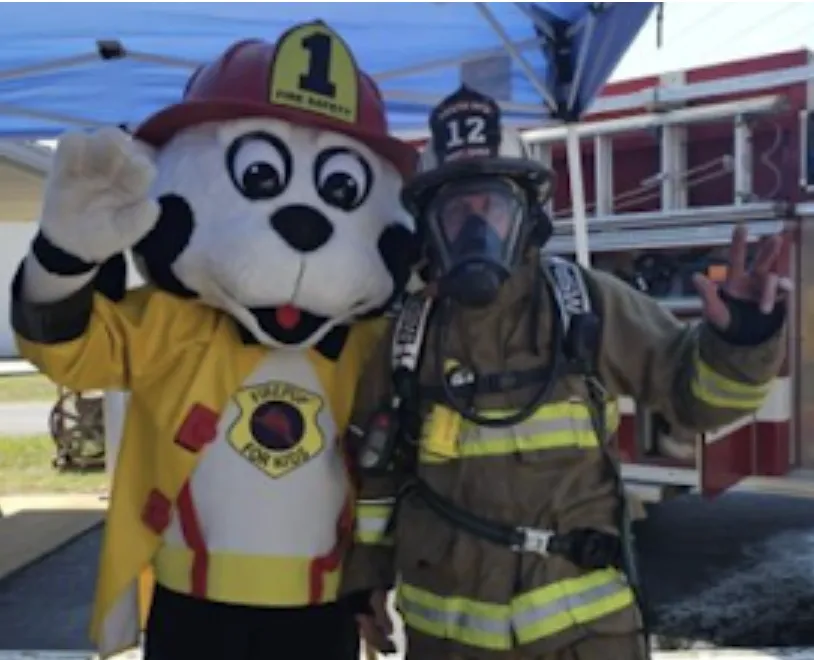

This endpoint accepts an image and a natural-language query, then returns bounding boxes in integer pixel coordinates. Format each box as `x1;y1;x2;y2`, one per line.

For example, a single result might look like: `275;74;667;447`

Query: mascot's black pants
145;584;360;660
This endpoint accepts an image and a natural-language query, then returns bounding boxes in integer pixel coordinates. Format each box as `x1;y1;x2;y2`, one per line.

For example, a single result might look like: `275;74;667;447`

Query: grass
0;434;108;495
0;373;60;403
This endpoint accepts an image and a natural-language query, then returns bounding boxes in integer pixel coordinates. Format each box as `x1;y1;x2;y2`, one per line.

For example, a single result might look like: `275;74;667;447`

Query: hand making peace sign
692;225;792;332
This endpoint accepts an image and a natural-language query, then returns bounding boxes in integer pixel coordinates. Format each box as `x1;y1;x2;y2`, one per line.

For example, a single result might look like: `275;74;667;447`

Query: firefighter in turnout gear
340;86;791;660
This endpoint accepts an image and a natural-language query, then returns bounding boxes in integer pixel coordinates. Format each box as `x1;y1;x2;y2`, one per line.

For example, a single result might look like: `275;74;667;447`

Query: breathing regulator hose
432;270;564;429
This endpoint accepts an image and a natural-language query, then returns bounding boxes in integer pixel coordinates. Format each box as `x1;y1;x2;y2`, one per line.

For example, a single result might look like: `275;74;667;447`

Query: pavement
0;361;36;377
0;402;52;436
0;494;107;584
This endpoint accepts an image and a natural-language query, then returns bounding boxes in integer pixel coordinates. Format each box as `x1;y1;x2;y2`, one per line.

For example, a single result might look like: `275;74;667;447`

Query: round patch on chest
250;400;305;450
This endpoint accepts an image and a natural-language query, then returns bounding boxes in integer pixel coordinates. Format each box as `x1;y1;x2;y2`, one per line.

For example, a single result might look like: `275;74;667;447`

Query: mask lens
437;191;515;243
429;179;523;266
424;178;525;307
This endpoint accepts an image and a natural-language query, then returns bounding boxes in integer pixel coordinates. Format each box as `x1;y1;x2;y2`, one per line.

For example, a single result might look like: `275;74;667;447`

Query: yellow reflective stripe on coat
421;400;619;462
605;399;620;434
691;354;771;410
398;583;512;650
397;568;632;651
511;568;634;644
354;498;394;545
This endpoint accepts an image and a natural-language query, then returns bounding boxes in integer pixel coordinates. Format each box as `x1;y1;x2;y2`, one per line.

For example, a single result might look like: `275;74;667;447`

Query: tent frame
3;17;807;270
0;4;648;270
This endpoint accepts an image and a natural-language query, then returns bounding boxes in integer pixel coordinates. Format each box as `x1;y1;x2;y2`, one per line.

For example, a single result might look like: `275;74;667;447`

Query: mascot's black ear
379;224;420;292
132;193;197;299
94;253;128;302
359;224;421;320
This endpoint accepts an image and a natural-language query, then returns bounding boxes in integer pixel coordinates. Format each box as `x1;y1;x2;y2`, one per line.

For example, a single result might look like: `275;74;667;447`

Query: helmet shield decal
269;21;359;124
429;84;502;165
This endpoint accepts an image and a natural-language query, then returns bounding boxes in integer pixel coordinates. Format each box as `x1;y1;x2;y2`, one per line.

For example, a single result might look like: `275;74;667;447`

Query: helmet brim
401;157;554;214
135;99;417;179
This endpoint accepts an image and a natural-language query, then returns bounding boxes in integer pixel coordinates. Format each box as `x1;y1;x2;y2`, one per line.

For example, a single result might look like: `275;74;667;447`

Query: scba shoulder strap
540;254;602;378
541;255;592;334
391;294;434;376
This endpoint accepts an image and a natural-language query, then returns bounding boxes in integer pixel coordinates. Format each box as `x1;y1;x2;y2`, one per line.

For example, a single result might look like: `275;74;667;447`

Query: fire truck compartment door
700;417;758;497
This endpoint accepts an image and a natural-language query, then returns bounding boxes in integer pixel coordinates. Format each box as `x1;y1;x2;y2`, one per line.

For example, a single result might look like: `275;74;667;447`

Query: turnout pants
145;584;360;660
406;629;647;660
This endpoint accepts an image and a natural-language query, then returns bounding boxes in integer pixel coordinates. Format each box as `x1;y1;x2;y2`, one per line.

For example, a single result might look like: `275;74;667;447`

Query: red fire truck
530;48;814;502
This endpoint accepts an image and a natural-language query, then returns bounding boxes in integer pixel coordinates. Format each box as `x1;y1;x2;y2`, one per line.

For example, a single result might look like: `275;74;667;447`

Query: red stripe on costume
176;481;209;598
309;496;353;603
308;436;357;603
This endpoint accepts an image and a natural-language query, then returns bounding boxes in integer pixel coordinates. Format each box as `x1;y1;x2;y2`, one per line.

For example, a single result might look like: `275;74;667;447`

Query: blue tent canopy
0;2;654;140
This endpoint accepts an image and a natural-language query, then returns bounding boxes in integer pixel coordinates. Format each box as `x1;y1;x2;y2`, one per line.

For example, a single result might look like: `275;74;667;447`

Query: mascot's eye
314;147;373;212
226;132;292;201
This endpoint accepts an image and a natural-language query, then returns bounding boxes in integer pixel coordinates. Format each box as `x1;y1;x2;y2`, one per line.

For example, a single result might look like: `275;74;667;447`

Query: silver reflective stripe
460;416;593;444
399;595;512;637
358;497;396;506
512;578;629;631
356;517;388;536
355;497;395;542
692;369;767;408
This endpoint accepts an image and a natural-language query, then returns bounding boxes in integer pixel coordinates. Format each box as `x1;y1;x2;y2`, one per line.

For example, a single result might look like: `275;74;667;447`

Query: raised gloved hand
692;225;791;346
38;127;159;265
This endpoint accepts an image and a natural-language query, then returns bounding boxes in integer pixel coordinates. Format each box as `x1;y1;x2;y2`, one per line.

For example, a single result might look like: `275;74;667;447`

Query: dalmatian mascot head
115;21;417;348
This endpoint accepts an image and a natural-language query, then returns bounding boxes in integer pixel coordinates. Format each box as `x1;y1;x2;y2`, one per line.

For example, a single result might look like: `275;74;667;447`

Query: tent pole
565;124;591;267
566;15;597;112
0;53;98;83
474;3;558;112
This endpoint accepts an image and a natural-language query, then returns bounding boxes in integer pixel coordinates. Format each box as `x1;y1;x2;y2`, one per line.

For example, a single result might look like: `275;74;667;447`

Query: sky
609;1;814;82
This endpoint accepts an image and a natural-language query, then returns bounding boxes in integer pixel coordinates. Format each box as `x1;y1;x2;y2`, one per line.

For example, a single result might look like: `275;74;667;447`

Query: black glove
551;528;623;570
713;290;786;347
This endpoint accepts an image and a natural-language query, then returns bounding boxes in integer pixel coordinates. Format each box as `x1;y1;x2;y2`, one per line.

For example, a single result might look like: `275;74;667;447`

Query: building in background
0;142;50;357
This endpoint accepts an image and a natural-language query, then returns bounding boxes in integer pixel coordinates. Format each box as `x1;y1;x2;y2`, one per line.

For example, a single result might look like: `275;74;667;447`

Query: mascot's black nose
269;205;334;253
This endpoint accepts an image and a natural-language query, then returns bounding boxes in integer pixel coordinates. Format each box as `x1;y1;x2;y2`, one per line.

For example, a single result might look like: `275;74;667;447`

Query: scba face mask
427;176;526;308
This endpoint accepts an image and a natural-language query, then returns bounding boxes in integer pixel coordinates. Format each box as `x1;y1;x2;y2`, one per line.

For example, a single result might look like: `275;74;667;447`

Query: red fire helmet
135;20;417;178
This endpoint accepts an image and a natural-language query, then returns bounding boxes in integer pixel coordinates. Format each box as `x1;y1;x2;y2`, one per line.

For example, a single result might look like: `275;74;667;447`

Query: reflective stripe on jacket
691;351;772;410
398;568;633;651
419;400;620;463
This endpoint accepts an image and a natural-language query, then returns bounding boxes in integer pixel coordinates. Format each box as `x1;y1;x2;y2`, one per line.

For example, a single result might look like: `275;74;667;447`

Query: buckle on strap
512;526;555;556
510;527;623;569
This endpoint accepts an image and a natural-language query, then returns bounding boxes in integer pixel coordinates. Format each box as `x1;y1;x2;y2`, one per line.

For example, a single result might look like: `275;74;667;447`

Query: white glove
39;127;160;264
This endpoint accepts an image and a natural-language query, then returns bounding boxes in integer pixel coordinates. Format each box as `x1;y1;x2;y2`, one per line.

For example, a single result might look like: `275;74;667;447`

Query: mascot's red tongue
275;305;301;330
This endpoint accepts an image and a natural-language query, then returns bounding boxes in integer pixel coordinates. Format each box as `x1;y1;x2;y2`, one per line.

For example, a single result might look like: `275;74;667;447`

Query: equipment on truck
49;387;106;471
531;49;814;501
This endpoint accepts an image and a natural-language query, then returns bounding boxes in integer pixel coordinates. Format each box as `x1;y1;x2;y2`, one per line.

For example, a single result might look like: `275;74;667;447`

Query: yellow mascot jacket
14;284;382;658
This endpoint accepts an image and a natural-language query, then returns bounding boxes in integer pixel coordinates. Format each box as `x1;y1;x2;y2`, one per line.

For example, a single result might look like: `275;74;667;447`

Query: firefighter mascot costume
10;21;418;660
340;86;790;660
